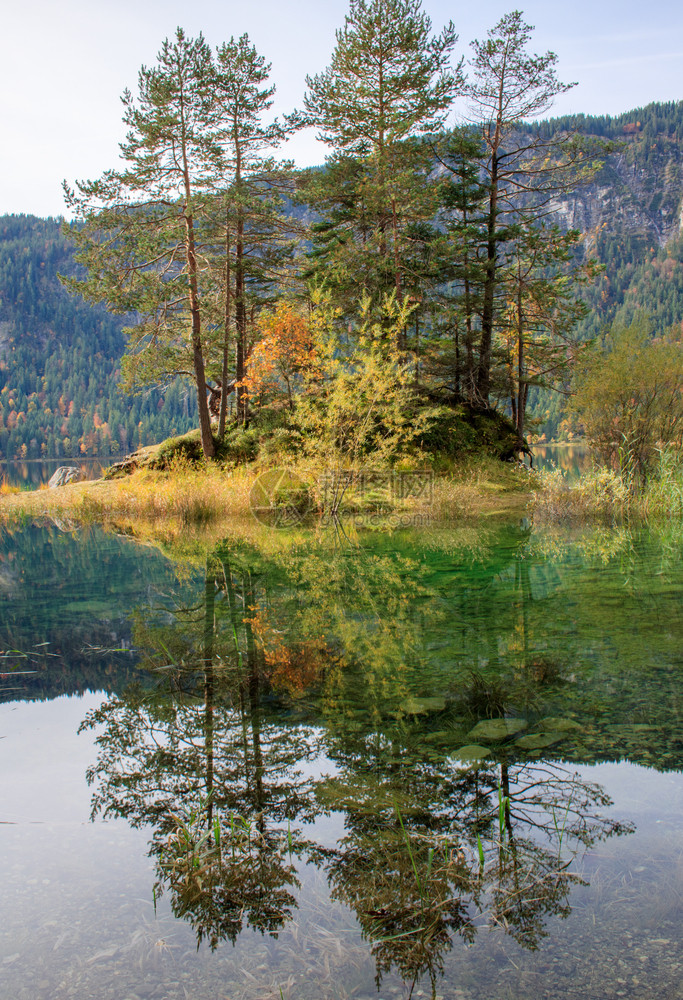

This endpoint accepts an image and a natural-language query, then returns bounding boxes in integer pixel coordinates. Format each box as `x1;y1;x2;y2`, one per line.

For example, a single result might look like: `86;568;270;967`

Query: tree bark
477;152;498;405
185;212;215;458
234;131;249;426
516;269;525;439
219;218;231;437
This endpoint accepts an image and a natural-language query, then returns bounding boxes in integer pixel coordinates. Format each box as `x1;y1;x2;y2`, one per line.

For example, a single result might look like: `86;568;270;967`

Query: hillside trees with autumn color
3;6;681;463
0;215;197;461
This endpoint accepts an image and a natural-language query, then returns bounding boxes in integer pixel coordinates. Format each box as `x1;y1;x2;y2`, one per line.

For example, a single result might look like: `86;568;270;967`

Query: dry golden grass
427;457;535;520
532;454;683;523
0;477;22;496
0;455;535;534
0;462;256;527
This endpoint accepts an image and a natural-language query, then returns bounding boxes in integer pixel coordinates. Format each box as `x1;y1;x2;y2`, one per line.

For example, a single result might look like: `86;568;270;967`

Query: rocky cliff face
551;145;683;248
523;104;683;438
538;103;683;249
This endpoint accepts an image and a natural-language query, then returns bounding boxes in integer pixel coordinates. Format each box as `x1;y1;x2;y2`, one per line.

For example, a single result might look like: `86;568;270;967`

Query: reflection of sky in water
1;519;682;999
1;694;99;823
1;693;682;1000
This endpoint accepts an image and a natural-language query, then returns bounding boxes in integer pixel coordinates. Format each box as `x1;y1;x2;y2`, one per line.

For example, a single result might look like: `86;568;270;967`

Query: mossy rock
515;732;566;750
150;430;204;467
467;718;527;741
104;432;206;477
449;744;492;764
538;717;583;732
414;402;528;461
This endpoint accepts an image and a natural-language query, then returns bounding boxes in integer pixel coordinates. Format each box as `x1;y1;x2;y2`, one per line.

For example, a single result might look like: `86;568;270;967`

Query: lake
0;459;109;489
1;515;682;1000
530;443;593;479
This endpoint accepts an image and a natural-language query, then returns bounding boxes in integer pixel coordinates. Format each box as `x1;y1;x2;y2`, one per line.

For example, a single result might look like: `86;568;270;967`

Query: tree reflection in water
82;546;319;949
313;741;629;989
81;532;632;991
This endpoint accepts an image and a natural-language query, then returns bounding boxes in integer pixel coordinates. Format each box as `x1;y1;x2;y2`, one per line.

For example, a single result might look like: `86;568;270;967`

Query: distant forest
528;101;683;438
1;96;682;458
0;215;197;461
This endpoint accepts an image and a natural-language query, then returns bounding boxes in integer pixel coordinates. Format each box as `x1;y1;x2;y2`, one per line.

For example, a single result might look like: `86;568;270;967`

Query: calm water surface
0;459;109;489
531;443;592;480
1;517;682;1000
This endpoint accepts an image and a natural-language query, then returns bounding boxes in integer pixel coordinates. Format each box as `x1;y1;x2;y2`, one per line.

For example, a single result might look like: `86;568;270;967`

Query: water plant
533;449;683;523
498;782;510;844
552;795;573;863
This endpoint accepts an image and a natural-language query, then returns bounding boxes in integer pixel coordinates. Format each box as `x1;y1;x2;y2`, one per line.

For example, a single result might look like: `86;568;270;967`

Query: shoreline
0;459;536;529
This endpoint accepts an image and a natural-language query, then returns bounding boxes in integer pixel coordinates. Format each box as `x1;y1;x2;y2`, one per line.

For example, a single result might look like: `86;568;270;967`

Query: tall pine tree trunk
184;212;215;458
515;268;526;439
234;140;249;427
477;154;498;406
179;99;214;459
235;211;248;426
219;219;231;437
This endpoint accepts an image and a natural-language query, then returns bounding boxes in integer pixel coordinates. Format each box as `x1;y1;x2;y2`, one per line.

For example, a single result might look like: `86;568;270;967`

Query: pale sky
2;0;682;218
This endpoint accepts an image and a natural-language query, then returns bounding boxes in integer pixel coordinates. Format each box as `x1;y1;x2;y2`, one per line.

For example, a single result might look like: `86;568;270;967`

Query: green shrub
149;430;204;469
258;427;305;460
220;426;260;463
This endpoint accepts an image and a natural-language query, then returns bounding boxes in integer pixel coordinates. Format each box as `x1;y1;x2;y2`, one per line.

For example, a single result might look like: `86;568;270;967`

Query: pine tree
63;29;219;457
429;128;490;403
499;225;597;438
302;0;462;327
465;11;585;405
209;35;300;429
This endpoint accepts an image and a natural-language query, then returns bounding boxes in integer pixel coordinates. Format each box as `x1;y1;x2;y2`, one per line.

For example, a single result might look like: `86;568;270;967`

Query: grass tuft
533;449;683;522
0;477;22;496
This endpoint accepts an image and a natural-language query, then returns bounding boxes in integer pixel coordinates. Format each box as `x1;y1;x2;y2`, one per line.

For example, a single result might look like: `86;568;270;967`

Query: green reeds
395;801;424;905
498;782;510;844
533;448;683;522
643;448;683;518
552;796;573;863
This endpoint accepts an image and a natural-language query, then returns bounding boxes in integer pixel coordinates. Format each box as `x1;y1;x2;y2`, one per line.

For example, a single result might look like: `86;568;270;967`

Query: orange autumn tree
243;604;327;698
240;303;315;411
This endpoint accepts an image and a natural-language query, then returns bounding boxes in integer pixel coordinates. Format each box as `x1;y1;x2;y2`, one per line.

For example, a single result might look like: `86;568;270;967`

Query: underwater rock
538;717;583;732
467;718;527;741
399;696;447;715
515;732;566;750
607;723;658;733
450;744;491;763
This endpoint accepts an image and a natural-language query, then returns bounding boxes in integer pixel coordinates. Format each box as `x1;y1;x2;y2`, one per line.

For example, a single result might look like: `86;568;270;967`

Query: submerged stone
515;732;566;750
450;744;491;763
538;717;583;732
399;696;447;715
467;718;527;741
423;729;464;746
607;723;658;733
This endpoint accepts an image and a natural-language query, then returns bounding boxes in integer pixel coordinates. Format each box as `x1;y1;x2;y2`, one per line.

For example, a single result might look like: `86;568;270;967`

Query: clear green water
0;518;682;1000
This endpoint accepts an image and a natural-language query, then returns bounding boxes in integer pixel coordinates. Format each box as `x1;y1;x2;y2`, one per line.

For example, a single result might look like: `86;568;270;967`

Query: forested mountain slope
543;102;683;340
0;216;196;461
522;102;683;438
1;102;682;456
541;101;683;248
